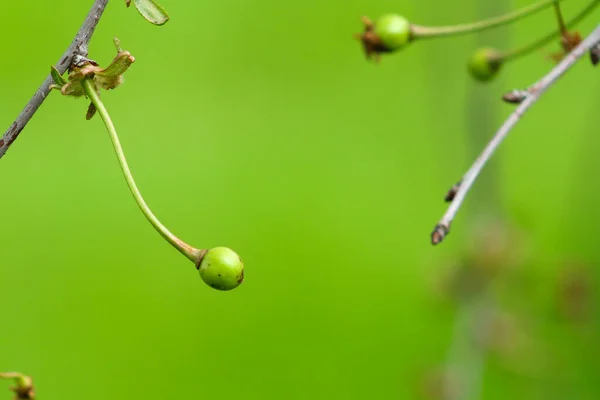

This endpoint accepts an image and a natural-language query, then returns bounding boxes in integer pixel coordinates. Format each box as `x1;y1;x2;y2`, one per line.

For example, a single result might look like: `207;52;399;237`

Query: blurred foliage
0;0;599;399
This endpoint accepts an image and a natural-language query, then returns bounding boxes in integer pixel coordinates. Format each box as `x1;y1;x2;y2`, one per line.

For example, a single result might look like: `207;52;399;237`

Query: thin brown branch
431;24;600;245
0;0;110;160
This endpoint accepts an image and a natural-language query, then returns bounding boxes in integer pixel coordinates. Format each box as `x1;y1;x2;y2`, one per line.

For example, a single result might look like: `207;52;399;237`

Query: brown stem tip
431;223;450;245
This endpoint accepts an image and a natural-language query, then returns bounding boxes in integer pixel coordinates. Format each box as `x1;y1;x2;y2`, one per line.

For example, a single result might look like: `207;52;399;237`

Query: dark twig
432;25;600;245
591;41;600;65
0;0;110;160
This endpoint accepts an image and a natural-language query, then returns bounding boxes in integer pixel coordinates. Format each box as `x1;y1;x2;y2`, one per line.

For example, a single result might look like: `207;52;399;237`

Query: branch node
590;41;600;65
444;181;462;202
502;89;529;104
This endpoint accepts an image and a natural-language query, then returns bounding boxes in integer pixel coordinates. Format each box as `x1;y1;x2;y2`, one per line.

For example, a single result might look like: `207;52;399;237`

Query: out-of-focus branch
442;299;491;400
0;0;110;160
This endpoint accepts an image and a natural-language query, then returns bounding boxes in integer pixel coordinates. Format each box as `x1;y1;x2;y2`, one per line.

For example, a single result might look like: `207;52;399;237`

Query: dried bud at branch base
49;38;135;119
197;247;245;291
550;30;583;62
467;48;504;82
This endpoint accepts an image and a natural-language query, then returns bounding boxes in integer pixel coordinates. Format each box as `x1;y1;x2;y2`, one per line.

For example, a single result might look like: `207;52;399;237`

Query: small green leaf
50;66;67;86
95;51;135;90
133;0;169;25
97;52;135;81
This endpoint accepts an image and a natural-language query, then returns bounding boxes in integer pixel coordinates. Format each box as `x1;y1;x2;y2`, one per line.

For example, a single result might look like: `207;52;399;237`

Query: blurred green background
1;0;599;399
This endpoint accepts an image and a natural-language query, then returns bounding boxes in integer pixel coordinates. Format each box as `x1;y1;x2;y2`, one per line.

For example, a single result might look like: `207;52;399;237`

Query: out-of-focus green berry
374;14;412;51
197;247;244;291
467;47;504;82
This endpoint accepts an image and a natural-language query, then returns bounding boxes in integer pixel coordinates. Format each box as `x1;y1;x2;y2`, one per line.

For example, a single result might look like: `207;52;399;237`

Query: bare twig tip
431;223;449;245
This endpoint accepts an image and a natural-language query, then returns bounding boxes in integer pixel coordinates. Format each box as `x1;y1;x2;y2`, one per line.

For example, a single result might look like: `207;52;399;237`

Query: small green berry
374;14;412;51
197;247;244;291
467;47;504;82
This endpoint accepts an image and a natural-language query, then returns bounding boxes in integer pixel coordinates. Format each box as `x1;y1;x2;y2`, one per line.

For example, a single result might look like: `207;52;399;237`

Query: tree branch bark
431;24;600;245
0;0;110;160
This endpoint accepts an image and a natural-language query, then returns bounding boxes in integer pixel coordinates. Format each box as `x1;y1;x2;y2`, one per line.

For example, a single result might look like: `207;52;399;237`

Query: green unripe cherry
467;47;504;82
374;14;412;51
197;247;244;291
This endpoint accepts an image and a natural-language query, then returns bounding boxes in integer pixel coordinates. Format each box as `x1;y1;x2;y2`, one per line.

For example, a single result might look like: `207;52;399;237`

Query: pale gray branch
431;24;600;245
0;0;110;160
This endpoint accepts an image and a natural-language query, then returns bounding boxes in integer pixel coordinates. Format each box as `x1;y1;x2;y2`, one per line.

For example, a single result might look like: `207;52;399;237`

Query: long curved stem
81;78;200;263
411;0;564;39
503;0;600;61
